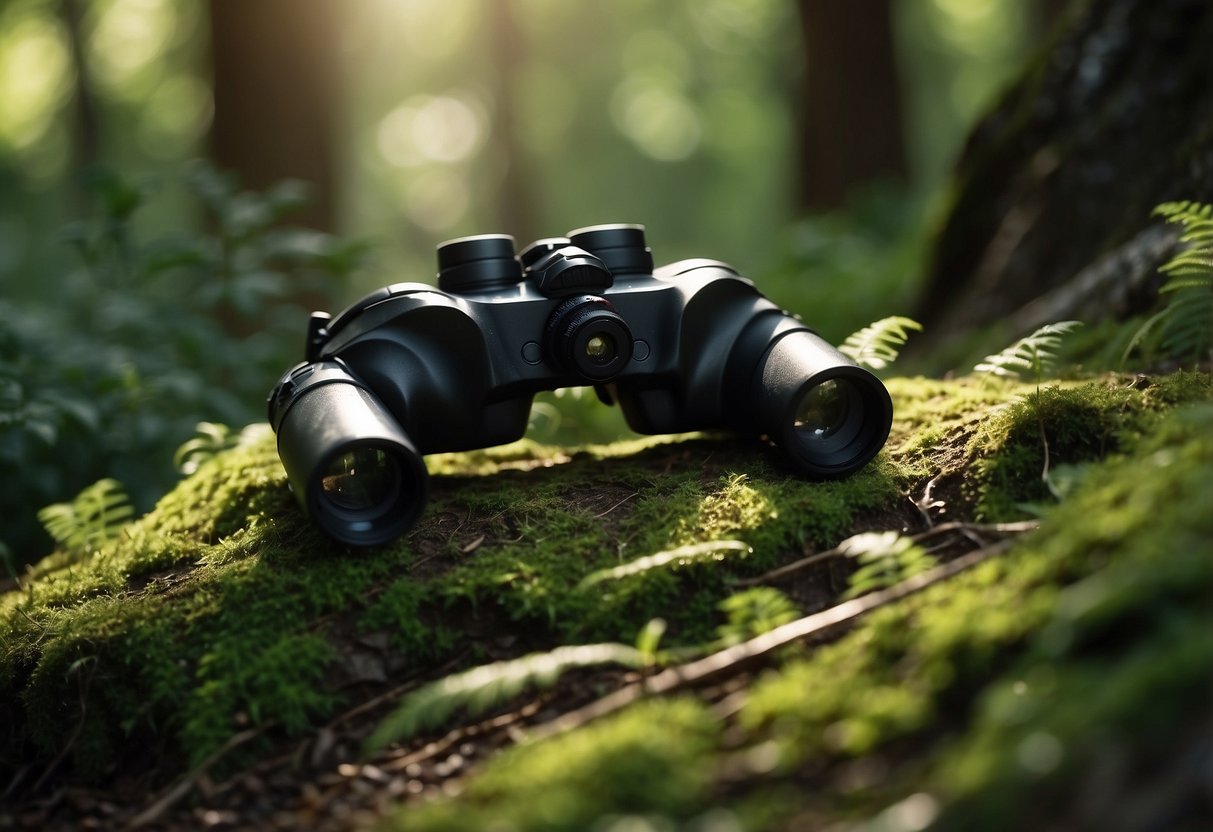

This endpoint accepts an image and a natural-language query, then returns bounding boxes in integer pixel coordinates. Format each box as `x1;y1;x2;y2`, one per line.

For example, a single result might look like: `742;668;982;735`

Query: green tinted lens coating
794;379;850;440
321;448;400;511
585;333;616;364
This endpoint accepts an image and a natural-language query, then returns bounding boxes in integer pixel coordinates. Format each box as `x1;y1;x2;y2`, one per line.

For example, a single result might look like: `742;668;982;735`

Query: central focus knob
521;241;613;297
436;234;522;294
544;295;634;382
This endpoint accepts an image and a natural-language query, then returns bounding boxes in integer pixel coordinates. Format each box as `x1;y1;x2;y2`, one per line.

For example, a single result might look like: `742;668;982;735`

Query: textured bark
914;0;1213;350
795;0;908;210
208;0;340;230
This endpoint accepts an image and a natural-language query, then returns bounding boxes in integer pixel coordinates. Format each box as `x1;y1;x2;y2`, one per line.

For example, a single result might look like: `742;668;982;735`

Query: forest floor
1;371;1211;831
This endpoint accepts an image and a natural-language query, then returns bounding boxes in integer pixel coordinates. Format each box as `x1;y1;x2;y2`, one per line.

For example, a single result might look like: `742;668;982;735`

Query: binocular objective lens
321;448;401;512
794;379;851;440
584;333;616;364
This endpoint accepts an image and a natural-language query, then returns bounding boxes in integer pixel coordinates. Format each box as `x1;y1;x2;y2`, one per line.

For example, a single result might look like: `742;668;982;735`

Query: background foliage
0;0;1045;567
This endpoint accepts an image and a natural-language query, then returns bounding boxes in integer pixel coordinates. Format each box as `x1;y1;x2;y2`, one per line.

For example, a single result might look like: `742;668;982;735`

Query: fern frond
973;321;1082;380
716;587;799;646
37;478;134;557
838;531;936;600
366;643;645;750
838;316;923;370
173;421;236;475
1126;201;1213;365
1159;290;1213;358
577;540;751;589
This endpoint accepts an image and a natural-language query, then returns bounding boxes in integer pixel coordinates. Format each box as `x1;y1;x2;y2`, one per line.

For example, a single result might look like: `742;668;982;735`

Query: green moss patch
2;371;1208;809
384;393;1212;831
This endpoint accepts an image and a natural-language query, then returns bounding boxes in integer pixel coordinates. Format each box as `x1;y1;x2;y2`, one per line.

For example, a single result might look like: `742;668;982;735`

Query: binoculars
268;224;893;546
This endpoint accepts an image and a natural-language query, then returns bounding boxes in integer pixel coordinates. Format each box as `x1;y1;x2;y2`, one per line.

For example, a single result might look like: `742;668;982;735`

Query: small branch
594;492;638;518
377;699;544;773
735;521;1036;587
532;542;1012;742
127;726;267;829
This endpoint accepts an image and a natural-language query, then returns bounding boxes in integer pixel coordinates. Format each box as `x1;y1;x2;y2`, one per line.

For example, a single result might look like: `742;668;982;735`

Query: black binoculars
268;224;893;546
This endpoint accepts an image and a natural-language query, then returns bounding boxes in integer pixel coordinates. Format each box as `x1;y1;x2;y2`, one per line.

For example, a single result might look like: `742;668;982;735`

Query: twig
593;492;638;519
377;699;544;772
127;726;267;829
530;542;1012;742
735;521;1037;586
910;474;944;528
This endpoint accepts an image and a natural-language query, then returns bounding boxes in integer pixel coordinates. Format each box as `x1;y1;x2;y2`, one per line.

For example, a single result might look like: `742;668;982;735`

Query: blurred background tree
0;0;1051;565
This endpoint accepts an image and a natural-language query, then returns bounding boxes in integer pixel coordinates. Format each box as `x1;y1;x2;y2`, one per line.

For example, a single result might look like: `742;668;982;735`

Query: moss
393;698;722;832
969;371;1212;519
3;370;1208;802
386;391;1212;830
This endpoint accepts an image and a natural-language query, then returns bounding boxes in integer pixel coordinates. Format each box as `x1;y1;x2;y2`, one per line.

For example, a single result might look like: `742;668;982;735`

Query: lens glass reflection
794;379;850;440
321;448;400;511
585;333;616;364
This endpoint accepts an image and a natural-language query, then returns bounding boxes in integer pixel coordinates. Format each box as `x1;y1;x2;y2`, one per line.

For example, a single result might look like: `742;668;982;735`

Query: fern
973;321;1082;382
716;587;799;646
577;540;751;589
839;531;936;600
366;643;645;750
838;316;923;370
173;421;272;475
1124;201;1213;364
37;478;134;557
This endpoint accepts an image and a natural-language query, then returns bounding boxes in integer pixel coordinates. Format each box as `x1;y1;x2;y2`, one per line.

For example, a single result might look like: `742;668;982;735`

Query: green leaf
716;587;799;646
838;531;936;600
366;643;646;750
838;316;923;370
577;540;752;588
973;321;1082;381
37;478;134;558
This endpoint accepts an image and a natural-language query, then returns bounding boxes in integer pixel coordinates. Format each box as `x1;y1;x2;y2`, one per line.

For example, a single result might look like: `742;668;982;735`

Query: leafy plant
2;164;367;565
839;531;936;600
716;587;799;646
577;540;752;589
366;643;646;751
1124;201;1213;365
37;478;134;559
838;316;923;370
973;321;1083;382
174;421;273;475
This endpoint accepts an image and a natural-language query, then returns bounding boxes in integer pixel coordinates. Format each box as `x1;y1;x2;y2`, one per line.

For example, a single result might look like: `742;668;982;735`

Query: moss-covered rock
1;371;1209;829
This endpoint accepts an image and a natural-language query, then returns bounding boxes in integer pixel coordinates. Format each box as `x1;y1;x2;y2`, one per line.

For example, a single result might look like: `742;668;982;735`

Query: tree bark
795;0;908;211
208;0;340;230
913;0;1213;352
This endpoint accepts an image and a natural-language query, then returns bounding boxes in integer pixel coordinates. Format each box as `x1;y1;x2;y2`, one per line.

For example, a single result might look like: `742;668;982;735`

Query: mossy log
1;371;1210;830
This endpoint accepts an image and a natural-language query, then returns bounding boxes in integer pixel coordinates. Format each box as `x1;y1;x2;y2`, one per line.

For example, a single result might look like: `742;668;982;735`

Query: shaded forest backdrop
1;0;1207;567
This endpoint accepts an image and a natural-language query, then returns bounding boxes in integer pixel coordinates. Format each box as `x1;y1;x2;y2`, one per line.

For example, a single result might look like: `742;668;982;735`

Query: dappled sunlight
0;13;71;153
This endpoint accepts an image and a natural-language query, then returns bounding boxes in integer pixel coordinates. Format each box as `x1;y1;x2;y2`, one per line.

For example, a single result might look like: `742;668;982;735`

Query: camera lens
321;447;401;512
271;363;430;546
585;333;616;364
545;295;634;382
793;379;862;447
746;329;893;478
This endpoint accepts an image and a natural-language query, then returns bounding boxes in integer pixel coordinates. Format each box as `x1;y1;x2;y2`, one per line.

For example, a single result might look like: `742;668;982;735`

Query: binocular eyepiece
269;224;893;547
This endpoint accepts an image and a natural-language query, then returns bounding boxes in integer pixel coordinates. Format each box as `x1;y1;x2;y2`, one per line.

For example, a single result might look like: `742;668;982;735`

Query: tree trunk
208;0;340;230
795;0;908;210
913;0;1213;352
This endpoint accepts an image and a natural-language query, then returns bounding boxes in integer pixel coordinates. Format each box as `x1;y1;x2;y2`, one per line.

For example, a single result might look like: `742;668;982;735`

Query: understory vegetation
2;364;1209;828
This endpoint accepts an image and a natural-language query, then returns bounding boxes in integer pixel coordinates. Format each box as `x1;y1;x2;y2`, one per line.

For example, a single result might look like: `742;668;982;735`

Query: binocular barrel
272;363;429;547
269;224;896;547
750;329;893;477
